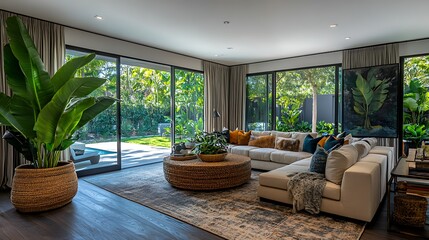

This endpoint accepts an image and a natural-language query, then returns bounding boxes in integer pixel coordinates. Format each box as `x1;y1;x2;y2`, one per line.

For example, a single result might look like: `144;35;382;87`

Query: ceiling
1;0;429;65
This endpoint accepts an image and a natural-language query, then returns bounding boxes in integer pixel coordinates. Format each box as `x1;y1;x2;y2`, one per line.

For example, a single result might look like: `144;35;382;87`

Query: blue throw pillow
309;146;328;174
303;135;323;154
323;136;344;151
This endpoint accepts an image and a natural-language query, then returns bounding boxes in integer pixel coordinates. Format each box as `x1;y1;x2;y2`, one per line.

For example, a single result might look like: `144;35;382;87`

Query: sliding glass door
120;58;172;168
66;48;120;176
174;68;204;142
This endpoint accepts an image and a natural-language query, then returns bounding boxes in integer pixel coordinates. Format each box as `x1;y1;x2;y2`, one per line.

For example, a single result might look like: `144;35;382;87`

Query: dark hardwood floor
0;163;425;240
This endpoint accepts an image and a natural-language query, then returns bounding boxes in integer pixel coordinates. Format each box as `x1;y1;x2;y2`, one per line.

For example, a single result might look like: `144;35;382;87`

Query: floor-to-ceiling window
120;58;172;168
174;68;204;142
66;48;120;175
245;65;341;134
246;73;273;131
402;54;429;148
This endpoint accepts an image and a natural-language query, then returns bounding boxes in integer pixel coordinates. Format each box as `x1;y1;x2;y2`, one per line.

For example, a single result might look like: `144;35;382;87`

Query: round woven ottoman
163;153;251;190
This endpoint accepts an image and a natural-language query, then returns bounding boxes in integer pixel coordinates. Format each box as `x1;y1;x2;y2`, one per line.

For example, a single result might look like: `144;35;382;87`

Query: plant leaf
53;97;96;149
75;97;116;129
34;78;106;145
51;53;96;91
6;16;54;111
3;44;27;98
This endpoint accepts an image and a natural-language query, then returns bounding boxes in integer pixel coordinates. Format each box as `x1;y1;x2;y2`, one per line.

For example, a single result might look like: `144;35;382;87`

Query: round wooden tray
170;154;197;161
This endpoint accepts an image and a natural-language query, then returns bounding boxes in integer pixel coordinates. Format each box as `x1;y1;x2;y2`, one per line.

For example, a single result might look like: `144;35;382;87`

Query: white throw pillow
362;137;377;148
352;141;371;159
325;144;359;185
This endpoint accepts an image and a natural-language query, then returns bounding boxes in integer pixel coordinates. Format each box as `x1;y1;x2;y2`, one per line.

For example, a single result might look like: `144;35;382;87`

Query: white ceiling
1;0;429;66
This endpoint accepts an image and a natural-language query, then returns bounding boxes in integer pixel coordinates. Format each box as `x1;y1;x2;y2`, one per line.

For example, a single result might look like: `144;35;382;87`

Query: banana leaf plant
0;16;115;168
403;79;429;125
352;69;390;129
403;123;429;148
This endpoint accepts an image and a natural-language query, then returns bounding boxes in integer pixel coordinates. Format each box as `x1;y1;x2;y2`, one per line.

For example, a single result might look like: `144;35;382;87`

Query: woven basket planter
198;153;227;162
11;161;78;213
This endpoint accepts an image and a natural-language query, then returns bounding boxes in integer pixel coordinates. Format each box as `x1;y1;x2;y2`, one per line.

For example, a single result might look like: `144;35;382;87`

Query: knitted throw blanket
287;172;326;214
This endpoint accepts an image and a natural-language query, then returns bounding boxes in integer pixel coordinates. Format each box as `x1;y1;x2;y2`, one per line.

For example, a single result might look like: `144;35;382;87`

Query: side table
388;149;429;237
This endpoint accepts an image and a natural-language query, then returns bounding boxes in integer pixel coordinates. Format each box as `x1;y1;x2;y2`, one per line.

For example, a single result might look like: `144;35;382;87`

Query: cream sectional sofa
228;131;395;222
257;139;395;222
228;131;318;170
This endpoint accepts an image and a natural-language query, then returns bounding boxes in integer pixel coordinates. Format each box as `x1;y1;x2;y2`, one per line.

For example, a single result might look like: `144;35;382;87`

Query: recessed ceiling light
227;47;233;50
330;24;337;28
345;37;351;40
94;15;103;20
224;21;230;24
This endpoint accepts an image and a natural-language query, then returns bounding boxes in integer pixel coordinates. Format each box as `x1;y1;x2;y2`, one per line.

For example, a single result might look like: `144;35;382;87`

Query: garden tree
404;56;429;87
276;66;335;132
120;64;171;136
175;69;204;139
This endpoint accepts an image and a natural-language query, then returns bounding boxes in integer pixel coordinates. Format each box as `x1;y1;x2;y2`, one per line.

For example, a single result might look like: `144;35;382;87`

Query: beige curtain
342;43;399;70
342;43;399;162
229;65;248;130
203;61;230;132
0;11;65;189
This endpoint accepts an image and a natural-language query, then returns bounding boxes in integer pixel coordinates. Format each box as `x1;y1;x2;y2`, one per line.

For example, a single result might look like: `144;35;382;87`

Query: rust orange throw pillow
318;136;329;148
238;131;252;145
248;135;276;148
229;129;242;144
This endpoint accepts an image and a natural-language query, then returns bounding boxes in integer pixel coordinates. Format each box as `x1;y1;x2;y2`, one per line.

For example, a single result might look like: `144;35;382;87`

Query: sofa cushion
303;135;323;153
275;137;299;151
273;131;293;138
352;141;371;159
309;146;328;174
362;137;377;148
238;131;251;145
249;148;278;161
251;131;273;137
248;135;276;148
229;145;259;156
292;132;317;151
259;166;341;201
270;150;313;165
325;144;359;184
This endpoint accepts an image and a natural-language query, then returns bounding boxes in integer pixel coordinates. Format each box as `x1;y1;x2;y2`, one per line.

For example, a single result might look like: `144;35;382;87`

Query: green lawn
123;136;171;148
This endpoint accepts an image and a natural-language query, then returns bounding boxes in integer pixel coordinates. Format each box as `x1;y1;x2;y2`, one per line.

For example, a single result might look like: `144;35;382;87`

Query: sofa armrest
340;161;381;222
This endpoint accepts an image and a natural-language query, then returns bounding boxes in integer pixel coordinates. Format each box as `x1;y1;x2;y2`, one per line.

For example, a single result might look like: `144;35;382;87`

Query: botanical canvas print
343;64;399;137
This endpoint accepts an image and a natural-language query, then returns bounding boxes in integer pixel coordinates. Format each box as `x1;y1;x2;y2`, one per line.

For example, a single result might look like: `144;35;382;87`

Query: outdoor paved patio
74;142;170;171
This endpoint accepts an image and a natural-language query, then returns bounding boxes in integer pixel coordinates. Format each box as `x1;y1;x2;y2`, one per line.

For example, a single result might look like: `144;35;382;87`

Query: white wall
248;39;429;74
65;27;203;71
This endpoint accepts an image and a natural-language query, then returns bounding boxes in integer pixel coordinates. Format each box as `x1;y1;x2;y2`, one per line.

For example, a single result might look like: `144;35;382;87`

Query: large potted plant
0;16;115;212
193;132;228;162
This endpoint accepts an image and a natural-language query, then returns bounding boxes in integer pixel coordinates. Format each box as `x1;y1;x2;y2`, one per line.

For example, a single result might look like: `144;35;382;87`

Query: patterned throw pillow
309;146;328;174
221;128;230;143
275;137;300;151
323;136;344;151
248;135;276;148
303;135;324;154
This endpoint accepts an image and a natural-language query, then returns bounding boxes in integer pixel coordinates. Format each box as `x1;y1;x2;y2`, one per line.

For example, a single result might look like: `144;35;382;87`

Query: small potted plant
193;132;228;162
184;137;196;149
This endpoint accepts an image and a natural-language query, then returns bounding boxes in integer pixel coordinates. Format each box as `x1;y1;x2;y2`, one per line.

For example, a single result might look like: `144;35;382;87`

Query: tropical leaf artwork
343;64;398;137
351;69;390;129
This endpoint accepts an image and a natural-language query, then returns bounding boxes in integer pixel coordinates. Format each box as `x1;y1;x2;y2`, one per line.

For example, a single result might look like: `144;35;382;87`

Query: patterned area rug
83;163;365;240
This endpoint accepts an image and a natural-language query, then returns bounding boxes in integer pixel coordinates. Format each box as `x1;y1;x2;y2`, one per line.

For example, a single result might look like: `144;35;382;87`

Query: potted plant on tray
0;16;115;212
193;132;228;162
